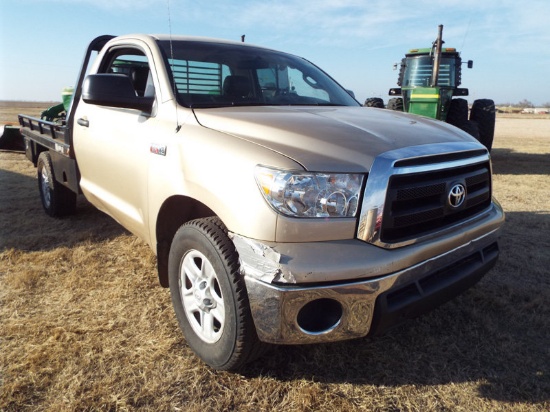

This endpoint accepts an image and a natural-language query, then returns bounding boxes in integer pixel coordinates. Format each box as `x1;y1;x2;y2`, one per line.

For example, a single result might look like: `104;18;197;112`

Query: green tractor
368;25;496;151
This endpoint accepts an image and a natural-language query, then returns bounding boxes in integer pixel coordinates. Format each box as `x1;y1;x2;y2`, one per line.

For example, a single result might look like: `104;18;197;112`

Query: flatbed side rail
18;115;70;157
18;115;66;141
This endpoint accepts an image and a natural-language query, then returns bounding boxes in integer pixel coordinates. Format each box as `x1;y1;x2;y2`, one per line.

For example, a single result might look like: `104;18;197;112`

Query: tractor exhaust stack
431;24;444;87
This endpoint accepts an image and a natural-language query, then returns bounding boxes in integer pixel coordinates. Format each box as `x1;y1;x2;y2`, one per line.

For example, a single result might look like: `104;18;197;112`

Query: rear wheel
470;99;496;151
387;97;403;111
364;97;385;108
168;217;265;370
446;98;480;143
37;151;76;217
460;120;480;140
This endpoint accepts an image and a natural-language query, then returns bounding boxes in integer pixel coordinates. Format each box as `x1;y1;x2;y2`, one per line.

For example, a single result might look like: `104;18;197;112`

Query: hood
193;106;478;172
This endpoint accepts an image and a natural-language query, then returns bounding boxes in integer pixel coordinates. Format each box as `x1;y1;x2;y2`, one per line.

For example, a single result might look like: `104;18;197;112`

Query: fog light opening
297;298;343;334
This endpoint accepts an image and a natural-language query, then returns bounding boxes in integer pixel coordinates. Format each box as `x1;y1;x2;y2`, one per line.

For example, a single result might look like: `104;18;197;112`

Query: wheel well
155;195;216;287
29;140;49;166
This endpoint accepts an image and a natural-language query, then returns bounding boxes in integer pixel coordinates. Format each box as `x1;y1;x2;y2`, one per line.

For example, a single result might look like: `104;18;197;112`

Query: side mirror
82;74;154;113
389;87;402;96
453;88;469;96
346;89;356;99
467;60;473;69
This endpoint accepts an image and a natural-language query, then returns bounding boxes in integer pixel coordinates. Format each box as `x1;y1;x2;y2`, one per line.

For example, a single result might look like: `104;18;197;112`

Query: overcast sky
1;0;549;105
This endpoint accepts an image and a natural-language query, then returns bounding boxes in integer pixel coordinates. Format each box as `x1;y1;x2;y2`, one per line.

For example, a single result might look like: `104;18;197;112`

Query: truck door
73;45;157;241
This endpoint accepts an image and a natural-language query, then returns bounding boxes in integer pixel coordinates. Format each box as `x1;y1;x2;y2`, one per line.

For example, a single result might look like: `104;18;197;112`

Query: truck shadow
0;162;127;252
243;211;550;406
491;148;550;175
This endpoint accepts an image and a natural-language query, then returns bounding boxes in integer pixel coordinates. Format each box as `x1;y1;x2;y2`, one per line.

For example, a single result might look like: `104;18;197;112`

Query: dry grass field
1;101;549;411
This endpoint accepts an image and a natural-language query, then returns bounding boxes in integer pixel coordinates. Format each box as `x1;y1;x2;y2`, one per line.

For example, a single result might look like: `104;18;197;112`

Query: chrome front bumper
239;202;503;345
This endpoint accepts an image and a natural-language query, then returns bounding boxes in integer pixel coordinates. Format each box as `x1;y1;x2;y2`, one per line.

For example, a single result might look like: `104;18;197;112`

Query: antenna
461;19;472;51
167;0;181;132
241;35;246;42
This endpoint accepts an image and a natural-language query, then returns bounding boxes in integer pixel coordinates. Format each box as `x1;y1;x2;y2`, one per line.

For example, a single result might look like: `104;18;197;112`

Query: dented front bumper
231;201;503;344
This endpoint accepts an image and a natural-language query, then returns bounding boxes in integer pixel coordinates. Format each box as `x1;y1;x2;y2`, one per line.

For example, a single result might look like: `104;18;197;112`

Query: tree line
496;99;550;108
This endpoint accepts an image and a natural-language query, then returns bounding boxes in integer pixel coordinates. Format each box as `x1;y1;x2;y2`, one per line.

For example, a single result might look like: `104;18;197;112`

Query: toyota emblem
448;183;466;208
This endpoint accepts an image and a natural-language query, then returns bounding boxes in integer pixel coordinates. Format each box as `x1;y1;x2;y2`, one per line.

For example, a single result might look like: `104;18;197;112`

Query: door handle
77;118;89;127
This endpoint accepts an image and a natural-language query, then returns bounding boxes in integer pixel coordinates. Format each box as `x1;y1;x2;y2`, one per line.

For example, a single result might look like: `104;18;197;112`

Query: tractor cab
396;48;466;120
380;25;495;151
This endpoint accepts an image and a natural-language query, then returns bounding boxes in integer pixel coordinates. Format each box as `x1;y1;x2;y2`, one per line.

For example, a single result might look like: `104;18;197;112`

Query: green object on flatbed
62;86;74;112
41;103;66;122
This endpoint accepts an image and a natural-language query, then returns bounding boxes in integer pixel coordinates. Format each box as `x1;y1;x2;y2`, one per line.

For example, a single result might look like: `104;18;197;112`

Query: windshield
403;55;457;88
157;40;359;108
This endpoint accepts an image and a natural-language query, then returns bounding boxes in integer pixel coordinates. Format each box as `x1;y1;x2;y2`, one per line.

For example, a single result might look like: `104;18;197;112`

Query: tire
446;98;468;127
37;152;77;217
387;97;403;111
364;97;385;108
460;120;480;140
445;98;480;141
168;217;265;370
470;99;496;151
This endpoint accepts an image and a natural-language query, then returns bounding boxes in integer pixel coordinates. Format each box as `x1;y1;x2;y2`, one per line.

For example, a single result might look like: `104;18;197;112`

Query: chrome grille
380;162;492;242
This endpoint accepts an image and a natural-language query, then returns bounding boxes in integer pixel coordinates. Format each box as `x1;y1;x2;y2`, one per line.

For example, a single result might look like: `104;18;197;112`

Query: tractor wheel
446;98;482;142
364;97;385;108
387;97;404;111
446;98;469;127
460;120;480;140
470;99;496;151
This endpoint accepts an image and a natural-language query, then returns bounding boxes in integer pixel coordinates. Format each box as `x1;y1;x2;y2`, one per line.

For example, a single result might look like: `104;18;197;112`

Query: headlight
255;166;365;218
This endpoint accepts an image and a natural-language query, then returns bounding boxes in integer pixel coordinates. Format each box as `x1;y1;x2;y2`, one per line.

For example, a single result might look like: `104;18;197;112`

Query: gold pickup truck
19;34;504;371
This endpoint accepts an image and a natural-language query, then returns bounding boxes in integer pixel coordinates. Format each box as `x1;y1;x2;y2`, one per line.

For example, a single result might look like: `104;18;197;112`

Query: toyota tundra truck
18;34;504;370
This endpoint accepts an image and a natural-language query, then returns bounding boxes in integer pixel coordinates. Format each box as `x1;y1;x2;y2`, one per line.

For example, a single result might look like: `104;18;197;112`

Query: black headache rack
18;35;116;194
18;34;116;159
64;34;115;147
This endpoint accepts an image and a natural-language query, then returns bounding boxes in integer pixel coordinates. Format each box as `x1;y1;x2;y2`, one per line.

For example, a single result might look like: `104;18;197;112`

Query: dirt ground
1;102;549;411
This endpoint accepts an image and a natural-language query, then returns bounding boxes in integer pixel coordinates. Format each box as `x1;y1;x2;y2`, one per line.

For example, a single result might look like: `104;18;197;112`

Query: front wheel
364;97;385;108
168;217;265;370
37;151;76;217
470;99;496;151
446;98;469;127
